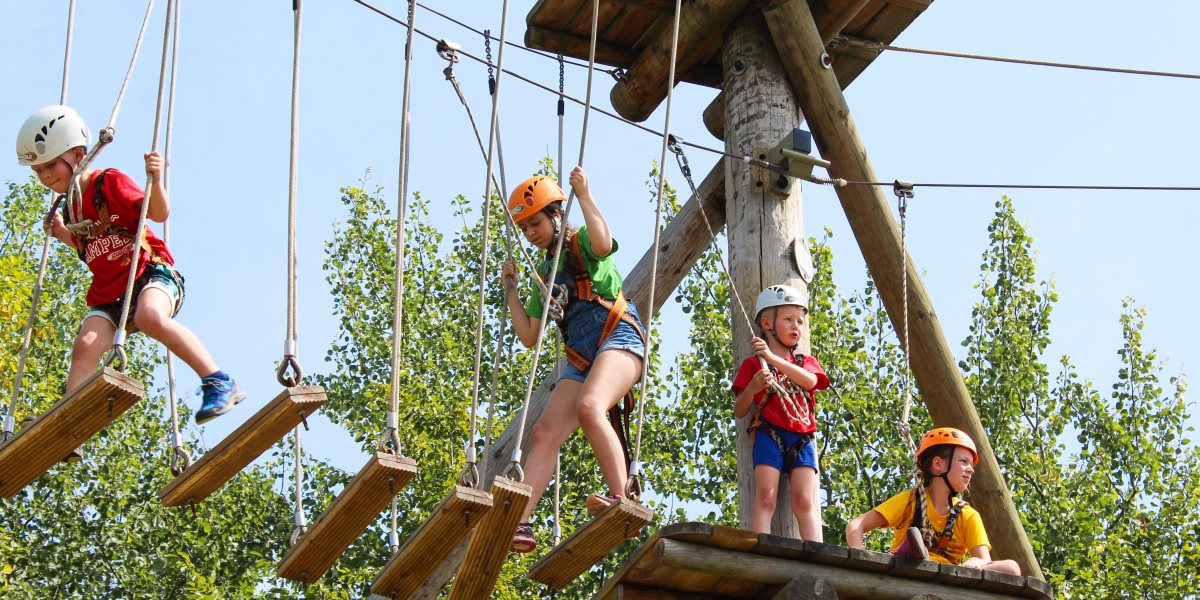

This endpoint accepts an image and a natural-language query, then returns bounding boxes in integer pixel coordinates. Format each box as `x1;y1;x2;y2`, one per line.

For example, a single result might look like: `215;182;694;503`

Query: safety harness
549;232;646;493
62;168;167;267
912;487;968;560
746;358;816;468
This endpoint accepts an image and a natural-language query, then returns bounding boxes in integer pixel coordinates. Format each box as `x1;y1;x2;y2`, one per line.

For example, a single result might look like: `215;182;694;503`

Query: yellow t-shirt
871;489;990;564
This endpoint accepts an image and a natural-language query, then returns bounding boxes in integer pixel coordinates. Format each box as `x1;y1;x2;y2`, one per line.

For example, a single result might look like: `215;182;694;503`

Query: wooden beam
654;539;1037;600
760;0;1044;580
613;583;724;599
447;476;532;600
610;0;749;122
528;497;654;589
276;452;418;583
525;26;723;89
370;485;493;598
406;159;729;599
158;386;327;507
0;368;143;497
772;573;838;600
609;0;677;13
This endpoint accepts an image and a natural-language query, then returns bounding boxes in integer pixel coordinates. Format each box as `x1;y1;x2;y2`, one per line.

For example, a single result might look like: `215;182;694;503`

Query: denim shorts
86;263;185;330
752;421;818;473
560;298;646;383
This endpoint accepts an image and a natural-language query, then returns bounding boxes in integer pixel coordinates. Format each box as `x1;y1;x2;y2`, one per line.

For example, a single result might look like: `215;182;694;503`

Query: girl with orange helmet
501;166;646;553
845;427;1021;575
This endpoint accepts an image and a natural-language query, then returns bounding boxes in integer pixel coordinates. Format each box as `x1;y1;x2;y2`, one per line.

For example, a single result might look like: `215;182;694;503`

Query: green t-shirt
524;225;624;317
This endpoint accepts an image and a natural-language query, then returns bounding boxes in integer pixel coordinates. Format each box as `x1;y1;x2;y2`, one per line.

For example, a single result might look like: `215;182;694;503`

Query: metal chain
103;0;175;371
275;0;305;388
624;0;684;501
3;0;78;441
504;0;601;481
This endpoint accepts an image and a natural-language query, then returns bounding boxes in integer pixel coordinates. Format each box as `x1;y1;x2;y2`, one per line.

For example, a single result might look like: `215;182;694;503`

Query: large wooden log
655;538;1025;600
723;14;806;538
525;27;723;89
760;0;1043;579
406;160;729;598
610;0;750;122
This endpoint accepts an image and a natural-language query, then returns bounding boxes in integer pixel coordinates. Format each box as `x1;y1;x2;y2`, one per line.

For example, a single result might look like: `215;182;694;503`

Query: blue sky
3;1;1196;484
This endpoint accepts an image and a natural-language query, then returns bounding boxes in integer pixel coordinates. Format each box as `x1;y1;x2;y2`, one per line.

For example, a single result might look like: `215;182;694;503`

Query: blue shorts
86;263;185;330
752;422;818;473
559;298;646;383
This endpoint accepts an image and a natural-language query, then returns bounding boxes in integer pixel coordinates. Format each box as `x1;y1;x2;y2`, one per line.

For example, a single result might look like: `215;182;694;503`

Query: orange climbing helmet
508;175;566;223
917;427;978;466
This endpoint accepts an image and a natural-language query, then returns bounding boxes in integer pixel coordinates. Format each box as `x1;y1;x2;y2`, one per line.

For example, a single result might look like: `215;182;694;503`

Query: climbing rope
3;0;78;442
377;0;416;463
832;35;1200;81
289;424;308;545
624;0;685;501
893;181;919;466
158;0;191;475
461;1;510;490
102;0;176;372
274;0;305;388
667;139;789;398
504;0;602;482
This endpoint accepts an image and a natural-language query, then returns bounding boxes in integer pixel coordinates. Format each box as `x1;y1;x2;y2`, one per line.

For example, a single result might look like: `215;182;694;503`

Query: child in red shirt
732;284;830;540
16;106;245;447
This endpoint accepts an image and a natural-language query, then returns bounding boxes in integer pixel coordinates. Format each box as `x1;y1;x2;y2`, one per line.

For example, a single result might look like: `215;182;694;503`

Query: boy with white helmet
732;284;830;540
15;106;245;449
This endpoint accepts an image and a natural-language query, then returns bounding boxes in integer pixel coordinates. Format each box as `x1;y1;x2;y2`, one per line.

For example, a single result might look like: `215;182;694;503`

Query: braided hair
909;444;959;545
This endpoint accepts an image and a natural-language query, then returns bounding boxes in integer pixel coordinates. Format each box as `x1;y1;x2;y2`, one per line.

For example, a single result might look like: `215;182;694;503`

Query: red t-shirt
75;169;174;306
731;353;830;434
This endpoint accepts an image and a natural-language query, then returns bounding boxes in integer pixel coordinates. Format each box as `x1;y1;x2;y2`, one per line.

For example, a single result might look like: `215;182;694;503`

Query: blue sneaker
195;376;247;424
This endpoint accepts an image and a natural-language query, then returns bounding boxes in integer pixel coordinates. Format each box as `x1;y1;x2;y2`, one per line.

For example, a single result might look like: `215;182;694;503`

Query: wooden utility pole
723;14;811;538
760;0;1043;578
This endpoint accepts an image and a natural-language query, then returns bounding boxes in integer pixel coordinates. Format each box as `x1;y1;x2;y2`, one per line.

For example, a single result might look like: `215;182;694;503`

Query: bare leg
789;466;822;541
134;288;219;377
575;349;642;498
518;378;582;522
66;316;117;394
752;464;780;534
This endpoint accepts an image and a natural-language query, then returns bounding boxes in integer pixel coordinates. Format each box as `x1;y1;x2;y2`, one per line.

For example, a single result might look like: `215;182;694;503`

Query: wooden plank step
276;451;418;584
158;386;326;507
371;485;494;598
448;476;532;600
0;368;143;498
528;497;654;590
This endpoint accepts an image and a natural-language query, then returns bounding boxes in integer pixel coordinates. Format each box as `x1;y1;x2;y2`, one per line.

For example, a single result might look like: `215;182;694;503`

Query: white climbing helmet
15;105;90;167
754;284;808;322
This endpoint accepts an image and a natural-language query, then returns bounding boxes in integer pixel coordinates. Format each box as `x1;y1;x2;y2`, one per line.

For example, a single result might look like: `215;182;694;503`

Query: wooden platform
592;522;1054;600
277;452;418;584
448;476;533;600
0;368;143;498
157;386;327;507
529;496;655;590
525;0;927;94
371;485;494;599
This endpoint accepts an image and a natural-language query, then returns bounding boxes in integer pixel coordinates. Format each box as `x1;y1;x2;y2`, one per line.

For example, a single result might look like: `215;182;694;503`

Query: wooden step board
448;476;533;600
371;485;493;599
158;386;327;507
529;497;655;590
277;452;418;583
0;368;143;498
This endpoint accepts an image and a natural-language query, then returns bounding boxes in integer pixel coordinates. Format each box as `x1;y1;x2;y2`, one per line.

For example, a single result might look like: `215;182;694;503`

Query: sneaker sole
195;389;248;425
510;538;537;553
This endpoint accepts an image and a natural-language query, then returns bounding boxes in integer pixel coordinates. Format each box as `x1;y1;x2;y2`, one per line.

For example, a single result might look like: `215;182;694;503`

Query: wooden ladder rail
447;476;532;599
276;451;418;584
528;497;654;590
0;368;143;497
371;485;493;599
157;386;327;507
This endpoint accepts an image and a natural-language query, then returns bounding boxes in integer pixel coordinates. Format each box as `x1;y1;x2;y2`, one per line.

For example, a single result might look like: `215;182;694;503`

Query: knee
991;559;1021;576
791;489;817;515
755;488;777;513
529;420;562;451
72;329;105;357
575;394;609;426
134;305;170;336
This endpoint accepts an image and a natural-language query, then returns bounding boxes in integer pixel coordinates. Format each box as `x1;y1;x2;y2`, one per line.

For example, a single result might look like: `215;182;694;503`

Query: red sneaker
510;522;536;553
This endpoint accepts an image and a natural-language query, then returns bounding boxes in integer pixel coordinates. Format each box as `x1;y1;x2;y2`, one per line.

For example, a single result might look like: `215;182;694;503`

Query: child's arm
962;545;993;569
143;151;170;222
733;365;772;419
845;509;888;549
569;166;613;257
43;210;77;248
502;261;539;348
755;337;818;390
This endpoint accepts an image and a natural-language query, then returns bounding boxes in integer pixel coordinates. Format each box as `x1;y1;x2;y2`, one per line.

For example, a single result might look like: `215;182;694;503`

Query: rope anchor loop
103;344;129;372
276;355;303;388
458;462;480;488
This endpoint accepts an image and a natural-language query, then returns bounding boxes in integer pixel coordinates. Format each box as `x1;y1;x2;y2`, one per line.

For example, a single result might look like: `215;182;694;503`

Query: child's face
761;305;806;346
518;211;555;249
937;447;976;492
30;151;79;194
